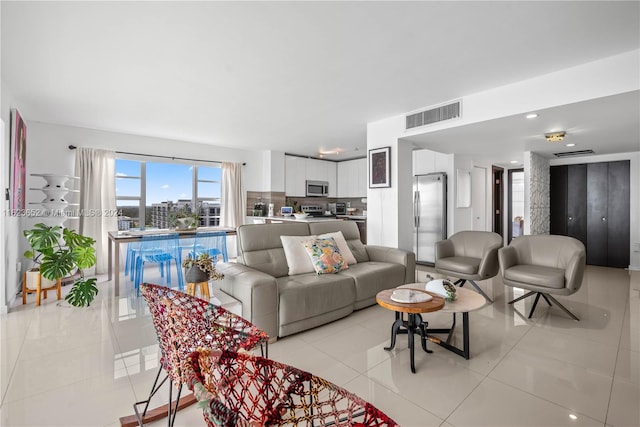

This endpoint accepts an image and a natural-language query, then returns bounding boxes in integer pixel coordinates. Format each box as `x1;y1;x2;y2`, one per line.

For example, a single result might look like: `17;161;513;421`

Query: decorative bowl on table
293;213;309;220
425;279;457;301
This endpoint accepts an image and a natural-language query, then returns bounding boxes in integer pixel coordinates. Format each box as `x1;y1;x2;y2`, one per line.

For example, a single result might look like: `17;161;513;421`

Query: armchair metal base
508;291;579;321
454;279;493;303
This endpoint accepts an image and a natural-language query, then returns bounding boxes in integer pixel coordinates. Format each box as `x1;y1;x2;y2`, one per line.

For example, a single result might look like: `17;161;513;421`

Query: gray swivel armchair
498;235;586;320
435;231;503;303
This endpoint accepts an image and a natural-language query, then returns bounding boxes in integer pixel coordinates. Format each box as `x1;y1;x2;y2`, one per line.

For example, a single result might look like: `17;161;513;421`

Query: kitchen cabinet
550;160;629;268
285;155;338;197
337;158;367;197
327;161;337;197
285;156;306;197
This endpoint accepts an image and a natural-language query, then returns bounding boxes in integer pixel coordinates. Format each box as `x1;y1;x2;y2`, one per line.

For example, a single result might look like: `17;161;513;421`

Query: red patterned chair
184;347;399;427
131;283;269;427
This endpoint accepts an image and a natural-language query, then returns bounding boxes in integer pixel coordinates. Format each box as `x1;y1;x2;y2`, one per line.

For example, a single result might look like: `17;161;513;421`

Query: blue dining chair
190;231;228;263
133;233;184;294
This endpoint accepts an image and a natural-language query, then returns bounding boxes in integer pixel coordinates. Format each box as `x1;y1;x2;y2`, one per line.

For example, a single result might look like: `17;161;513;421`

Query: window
115;158;222;230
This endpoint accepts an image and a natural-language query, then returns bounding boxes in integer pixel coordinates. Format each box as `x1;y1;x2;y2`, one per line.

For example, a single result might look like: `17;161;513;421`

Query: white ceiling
2;1;639;161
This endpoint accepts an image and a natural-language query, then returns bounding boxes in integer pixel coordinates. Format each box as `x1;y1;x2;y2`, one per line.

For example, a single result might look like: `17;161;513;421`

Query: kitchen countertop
336;215;367;220
256;216;345;223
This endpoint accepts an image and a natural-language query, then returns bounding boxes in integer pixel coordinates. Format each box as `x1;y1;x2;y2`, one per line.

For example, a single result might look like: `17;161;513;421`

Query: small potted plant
182;252;224;283
23;223;98;307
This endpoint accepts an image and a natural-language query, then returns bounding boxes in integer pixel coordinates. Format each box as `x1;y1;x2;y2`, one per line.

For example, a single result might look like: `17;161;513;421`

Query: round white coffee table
398;283;486;359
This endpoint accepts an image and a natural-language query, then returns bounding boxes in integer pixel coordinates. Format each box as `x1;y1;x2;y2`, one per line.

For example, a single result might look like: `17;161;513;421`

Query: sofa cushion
277;273;356;326
281;235;317;275
308;221;369;262
436;256;480;275
504;264;565;289
238;223;310;278
303;237;349;274
337;261;406;307
318;231;357;265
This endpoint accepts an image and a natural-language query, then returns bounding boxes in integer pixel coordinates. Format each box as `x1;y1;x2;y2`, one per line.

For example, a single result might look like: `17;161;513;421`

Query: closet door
607;161;630;268
566;164;587;247
586;163;608;266
550;166;567;236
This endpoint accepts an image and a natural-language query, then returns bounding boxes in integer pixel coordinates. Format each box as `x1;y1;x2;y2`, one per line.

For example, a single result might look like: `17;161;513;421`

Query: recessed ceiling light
566;143;576;147
569;414;577;420
510;160;519;164
526;113;538;119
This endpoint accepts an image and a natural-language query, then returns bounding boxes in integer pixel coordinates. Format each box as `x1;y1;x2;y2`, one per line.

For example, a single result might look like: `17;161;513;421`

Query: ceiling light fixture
510;160;519;164
526;113;538;119
545;131;566;142
566;143;576;147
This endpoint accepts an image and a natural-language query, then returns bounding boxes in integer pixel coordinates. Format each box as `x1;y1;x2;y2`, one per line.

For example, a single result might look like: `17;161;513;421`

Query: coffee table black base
384;312;432;373
426;312;470;360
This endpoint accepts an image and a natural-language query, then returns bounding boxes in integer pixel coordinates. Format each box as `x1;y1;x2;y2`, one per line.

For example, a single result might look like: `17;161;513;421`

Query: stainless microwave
306;180;329;197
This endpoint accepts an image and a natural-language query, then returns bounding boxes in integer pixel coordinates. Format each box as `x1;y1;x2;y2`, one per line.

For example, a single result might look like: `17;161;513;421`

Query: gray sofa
215;221;416;339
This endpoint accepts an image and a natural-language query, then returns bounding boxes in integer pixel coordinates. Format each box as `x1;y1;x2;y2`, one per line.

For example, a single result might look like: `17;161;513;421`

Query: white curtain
74;148;117;274
220;162;245;229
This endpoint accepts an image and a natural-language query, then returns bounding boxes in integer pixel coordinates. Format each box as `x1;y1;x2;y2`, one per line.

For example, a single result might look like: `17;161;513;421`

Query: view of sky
115;159;221;205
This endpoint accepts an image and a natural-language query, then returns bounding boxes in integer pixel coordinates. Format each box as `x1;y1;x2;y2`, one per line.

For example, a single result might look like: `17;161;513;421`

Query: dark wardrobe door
587;163;609;266
567;164;587;247
607;161;630;268
550;166;567;235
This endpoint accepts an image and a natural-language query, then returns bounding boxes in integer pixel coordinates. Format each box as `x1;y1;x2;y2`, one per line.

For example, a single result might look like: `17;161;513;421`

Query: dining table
107;227;236;296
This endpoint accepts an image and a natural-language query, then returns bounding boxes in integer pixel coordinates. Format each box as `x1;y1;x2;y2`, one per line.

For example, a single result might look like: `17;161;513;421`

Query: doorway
472;166;486;231
492;166;504;237
508;168;525;242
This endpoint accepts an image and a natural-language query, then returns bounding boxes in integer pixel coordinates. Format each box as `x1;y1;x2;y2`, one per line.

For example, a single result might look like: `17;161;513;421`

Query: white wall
1;80;22;309
549;151;640;271
25;121;268;200
402;50;640;139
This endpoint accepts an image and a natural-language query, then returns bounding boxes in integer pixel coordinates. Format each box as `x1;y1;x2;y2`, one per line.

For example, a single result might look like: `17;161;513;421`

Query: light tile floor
0;265;638;427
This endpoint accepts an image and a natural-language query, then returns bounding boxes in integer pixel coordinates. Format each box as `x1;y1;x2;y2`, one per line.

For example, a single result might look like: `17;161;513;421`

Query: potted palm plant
182;252;224;283
23;223;98;307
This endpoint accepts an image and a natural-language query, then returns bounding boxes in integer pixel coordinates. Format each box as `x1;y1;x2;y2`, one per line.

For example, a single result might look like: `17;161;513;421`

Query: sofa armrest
564;252;586;293
435;239;454;261
478;241;503;279
498;246;518;277
215;262;279;339
365;245;416;284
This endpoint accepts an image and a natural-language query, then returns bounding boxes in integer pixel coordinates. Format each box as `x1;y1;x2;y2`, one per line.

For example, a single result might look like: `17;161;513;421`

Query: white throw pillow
280;235;317;275
318;231;357;265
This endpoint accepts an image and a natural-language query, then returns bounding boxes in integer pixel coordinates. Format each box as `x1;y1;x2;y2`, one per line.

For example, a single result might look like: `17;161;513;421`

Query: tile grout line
603;283;631;427
440;313;536;424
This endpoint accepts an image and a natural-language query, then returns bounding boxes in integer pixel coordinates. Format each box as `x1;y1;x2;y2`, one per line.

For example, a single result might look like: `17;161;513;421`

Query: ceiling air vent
554;150;595;158
406;100;461;130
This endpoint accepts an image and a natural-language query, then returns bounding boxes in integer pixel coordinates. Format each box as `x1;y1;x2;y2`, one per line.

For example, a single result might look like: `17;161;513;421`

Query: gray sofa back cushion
237;223;310;277
509;234;585;269
308;221;369;262
450;231;503;260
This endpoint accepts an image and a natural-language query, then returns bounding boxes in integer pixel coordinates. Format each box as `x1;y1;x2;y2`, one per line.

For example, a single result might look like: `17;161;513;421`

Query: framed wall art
10;109;27;212
369;146;390;188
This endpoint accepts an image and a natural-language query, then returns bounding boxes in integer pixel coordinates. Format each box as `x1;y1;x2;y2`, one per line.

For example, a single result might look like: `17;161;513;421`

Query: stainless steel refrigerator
413;173;447;265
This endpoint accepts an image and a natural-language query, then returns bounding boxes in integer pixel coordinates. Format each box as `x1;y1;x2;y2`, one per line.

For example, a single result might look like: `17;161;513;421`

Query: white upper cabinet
326;161;337;197
285;156;306;196
306;158;326;181
285;156;338;197
285;155;365;198
337;158;367;197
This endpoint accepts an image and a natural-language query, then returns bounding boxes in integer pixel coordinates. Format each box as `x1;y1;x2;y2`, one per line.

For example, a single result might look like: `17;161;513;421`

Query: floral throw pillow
302;237;348;274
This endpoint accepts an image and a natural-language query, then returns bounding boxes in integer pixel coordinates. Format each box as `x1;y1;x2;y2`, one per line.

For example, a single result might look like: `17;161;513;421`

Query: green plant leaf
63;227;95;248
40;249;75;280
65;278;99;307
72;246;97;269
23;223;62;251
